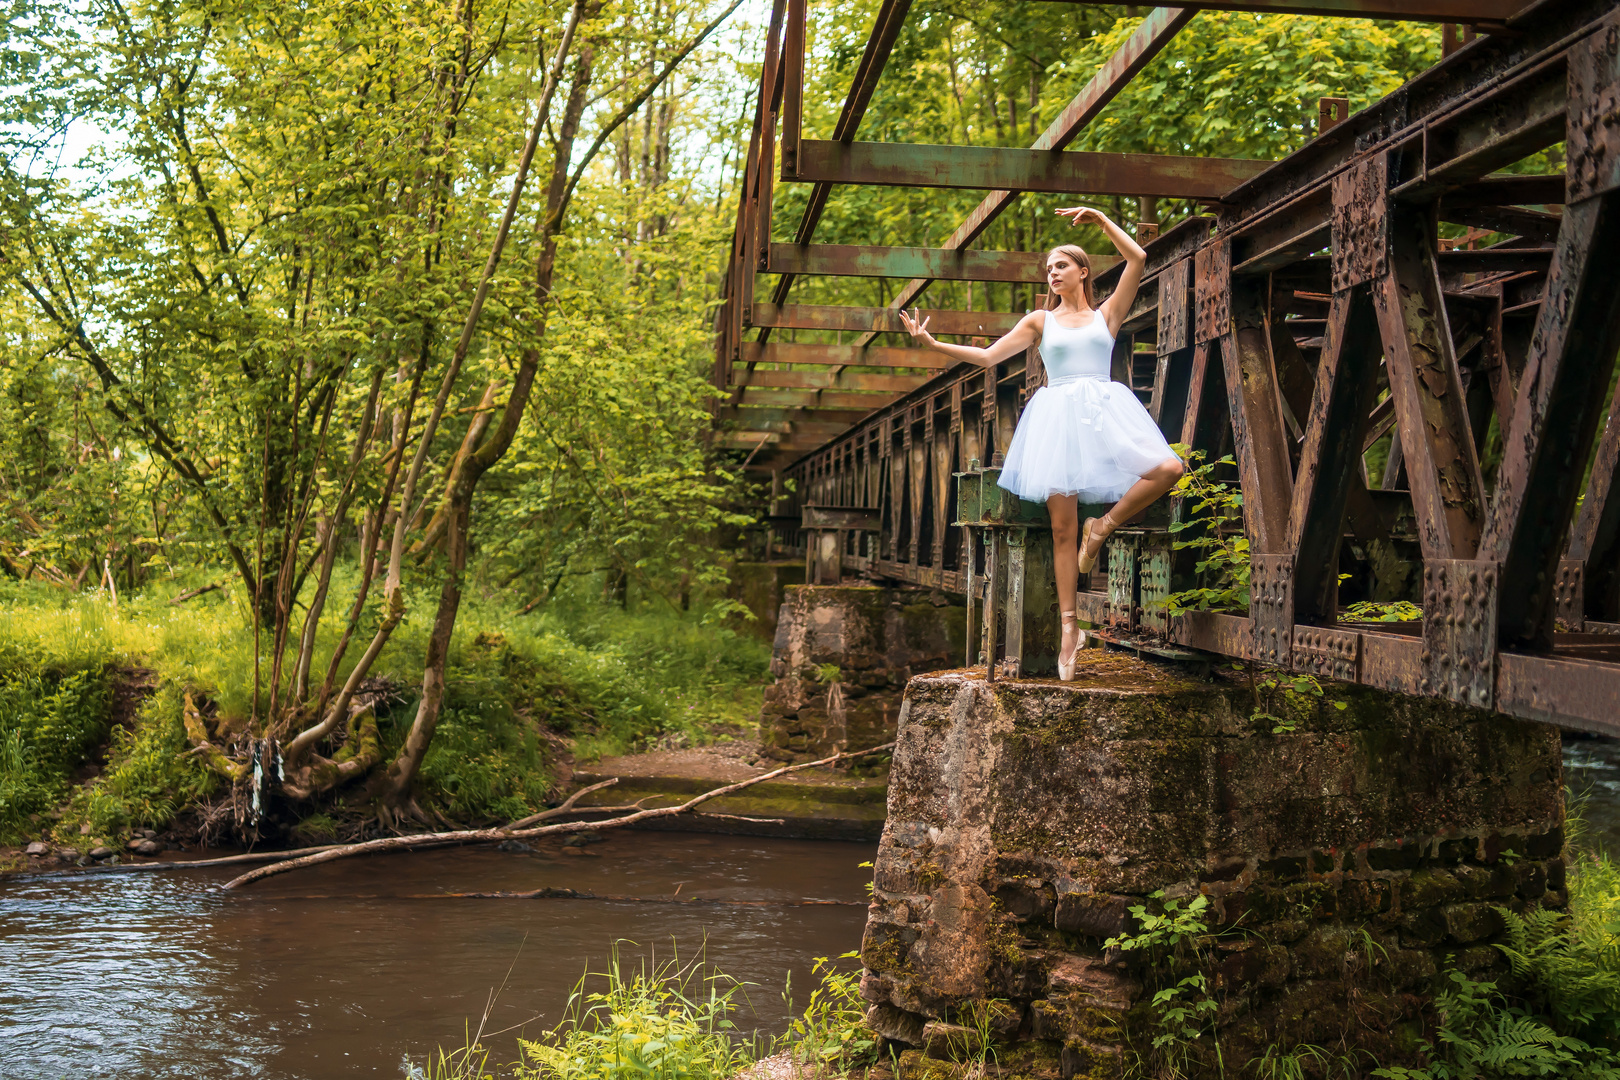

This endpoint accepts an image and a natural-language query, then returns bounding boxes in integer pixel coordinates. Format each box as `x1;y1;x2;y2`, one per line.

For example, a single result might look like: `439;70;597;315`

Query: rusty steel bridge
712;0;1620;736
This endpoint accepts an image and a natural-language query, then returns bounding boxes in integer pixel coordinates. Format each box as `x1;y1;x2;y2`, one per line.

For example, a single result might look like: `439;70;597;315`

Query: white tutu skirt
997;375;1177;502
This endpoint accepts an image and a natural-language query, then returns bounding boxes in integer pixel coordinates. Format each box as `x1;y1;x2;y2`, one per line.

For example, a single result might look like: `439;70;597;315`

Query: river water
0;832;873;1080
4;738;1619;1080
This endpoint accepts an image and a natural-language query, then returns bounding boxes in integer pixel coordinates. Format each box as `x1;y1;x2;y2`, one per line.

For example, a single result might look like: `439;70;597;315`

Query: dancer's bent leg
1047;494;1082;673
1081;457;1185;565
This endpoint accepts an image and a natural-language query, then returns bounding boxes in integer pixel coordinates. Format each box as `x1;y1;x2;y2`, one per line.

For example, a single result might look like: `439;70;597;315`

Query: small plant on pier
1106;890;1225;1079
1163;447;1250;616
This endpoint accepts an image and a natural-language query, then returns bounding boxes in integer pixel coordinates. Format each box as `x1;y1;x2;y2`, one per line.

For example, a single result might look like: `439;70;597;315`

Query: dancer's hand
1056;206;1108;228
899;308;936;347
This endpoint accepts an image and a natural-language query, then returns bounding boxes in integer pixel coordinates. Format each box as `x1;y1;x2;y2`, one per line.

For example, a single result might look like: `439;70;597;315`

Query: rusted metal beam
1286;286;1383;620
741;342;953;369
1481;30;1620;650
1037;0;1526;22
787;141;1272;199
734;369;932;392
719;406;873;426
768;242;1121;282
859;9;1196;343
789;0;909;246
750;303;1021;336
732;387;905;410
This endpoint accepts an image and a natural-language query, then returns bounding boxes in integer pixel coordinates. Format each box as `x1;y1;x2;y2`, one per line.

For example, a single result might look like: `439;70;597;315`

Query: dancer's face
1046;252;1087;300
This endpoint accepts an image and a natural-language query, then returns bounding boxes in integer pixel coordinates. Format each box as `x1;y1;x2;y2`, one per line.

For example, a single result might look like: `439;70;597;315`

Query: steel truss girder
726;0;1620;737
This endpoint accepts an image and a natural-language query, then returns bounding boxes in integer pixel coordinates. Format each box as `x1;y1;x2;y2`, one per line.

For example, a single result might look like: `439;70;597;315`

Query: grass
409;945;767;1080
0;564;771;846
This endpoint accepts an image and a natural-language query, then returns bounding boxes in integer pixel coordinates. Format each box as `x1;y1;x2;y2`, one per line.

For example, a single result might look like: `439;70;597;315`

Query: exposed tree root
222;743;893;890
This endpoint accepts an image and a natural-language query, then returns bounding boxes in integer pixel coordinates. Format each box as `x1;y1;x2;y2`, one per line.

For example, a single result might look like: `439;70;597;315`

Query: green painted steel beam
767;242;1120;282
787;141;1272;200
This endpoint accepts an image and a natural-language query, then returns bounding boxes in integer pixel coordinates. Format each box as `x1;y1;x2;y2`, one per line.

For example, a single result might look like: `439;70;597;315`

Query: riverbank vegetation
0;580;768;853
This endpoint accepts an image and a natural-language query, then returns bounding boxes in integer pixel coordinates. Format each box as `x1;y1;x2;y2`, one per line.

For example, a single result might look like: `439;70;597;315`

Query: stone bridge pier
859;653;1565;1078
758;584;965;762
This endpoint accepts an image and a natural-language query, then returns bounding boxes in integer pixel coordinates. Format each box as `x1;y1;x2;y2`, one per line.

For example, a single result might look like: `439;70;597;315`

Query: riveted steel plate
1107;534;1142;629
1568;18;1620;204
1292;624;1360;682
1331;154;1389;292
1556;558;1586;631
1138;537;1173;634
1421;558;1499;710
1194;240;1232;345
1157;257;1192;356
1250;554;1294;668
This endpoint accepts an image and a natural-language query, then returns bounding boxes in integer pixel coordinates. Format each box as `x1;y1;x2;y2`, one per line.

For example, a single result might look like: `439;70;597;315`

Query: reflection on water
0;832;874;1080
1565;734;1620;854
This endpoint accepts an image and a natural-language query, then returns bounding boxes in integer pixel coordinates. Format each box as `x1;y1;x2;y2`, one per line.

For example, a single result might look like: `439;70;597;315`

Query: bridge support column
861;658;1564;1076
758;585;964;762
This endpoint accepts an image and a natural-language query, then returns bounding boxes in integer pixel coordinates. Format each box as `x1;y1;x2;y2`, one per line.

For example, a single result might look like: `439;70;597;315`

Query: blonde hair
1046;244;1095;308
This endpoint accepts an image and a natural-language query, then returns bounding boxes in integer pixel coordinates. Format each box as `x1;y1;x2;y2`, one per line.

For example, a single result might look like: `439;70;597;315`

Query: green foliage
1107;891;1225;1079
1372;842;1620;1079
1164;448;1250;616
65;681;216;836
1252;1043;1367;1080
1341;600;1424;624
1372;970;1620;1079
514;950;760;1080
1055;14;1438;164
780;951;879;1070
0;599;124;840
1245;669;1347;736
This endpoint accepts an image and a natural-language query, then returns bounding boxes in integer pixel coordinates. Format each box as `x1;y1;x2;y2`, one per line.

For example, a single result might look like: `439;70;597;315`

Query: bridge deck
714;0;1620;736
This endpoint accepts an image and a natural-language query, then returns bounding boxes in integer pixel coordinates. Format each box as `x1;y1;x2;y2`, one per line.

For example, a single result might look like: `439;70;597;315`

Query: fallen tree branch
223;742;894;890
505;777;620;828
170;582;223;604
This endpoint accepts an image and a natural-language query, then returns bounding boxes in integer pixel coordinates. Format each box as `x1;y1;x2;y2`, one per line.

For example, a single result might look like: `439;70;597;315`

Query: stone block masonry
859;654;1565;1077
759;585;965;763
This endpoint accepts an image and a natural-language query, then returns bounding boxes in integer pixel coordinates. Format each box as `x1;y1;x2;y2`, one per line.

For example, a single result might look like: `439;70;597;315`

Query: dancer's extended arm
1055;207;1147;337
897;308;1042;367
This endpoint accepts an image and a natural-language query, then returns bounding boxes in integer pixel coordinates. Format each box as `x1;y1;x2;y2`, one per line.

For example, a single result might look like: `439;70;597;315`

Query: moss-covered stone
861;665;1565;1075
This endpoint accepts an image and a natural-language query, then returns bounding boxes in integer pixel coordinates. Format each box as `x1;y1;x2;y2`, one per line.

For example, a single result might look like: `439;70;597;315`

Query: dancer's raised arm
898;307;1043;367
1054;207;1146;337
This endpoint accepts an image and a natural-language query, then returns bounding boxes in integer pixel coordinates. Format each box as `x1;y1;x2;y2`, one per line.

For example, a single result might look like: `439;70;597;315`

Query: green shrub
514;949;761;1080
63;681;216;835
780;951;878;1070
0;647;115;841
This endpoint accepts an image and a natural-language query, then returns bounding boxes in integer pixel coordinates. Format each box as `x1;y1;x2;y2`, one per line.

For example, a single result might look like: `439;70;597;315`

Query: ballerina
898;206;1184;681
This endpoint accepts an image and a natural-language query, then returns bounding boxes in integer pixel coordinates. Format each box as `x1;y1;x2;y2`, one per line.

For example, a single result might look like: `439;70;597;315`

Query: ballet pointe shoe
1058;611;1080;681
1078;518;1101;575
1078;512;1115;575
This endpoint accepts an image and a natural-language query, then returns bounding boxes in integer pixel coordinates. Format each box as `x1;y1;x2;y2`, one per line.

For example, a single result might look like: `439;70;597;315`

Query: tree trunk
377;31;598;809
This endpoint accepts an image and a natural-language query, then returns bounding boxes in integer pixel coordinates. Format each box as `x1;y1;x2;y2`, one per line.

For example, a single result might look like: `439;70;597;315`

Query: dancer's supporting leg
1080;457;1186;567
1046;494;1081;671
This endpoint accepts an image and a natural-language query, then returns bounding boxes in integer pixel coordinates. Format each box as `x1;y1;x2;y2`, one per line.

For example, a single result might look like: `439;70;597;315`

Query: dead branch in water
221;742;894;890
